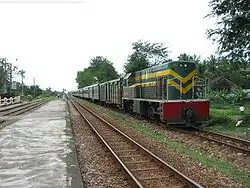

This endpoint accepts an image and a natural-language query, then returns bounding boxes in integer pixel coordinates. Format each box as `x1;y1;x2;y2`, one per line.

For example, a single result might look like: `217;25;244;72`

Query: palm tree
178;53;201;63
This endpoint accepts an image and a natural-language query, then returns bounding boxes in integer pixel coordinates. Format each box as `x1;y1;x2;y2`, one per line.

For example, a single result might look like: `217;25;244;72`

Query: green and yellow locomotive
73;60;210;127
122;61;209;126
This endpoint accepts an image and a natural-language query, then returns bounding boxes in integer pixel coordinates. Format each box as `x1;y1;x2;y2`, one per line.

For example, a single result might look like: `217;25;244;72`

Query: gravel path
80;99;243;187
68;101;133;188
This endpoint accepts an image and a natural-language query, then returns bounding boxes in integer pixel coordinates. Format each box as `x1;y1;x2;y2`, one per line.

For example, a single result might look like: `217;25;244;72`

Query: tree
178;53;201;63
89;56;118;83
75;68;95;88
0;58;18;93
124;40;170;73
75;56;119;88
0;58;8;91
206;0;250;60
30;85;43;97
18;69;25;96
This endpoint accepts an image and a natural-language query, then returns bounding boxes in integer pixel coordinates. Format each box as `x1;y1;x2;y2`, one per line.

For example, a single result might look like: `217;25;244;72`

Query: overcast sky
0;0;217;91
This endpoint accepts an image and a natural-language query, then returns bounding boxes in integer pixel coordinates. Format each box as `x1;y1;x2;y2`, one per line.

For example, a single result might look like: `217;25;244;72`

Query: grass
207;103;250;139
210;108;250;117
206;124;250;139
81;99;250;187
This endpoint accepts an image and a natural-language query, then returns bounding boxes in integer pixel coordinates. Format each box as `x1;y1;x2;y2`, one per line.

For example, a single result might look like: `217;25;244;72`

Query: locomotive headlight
179;63;188;68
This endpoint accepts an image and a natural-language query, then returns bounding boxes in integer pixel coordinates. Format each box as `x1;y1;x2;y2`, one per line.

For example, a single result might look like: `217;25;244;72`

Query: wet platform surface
0;100;83;188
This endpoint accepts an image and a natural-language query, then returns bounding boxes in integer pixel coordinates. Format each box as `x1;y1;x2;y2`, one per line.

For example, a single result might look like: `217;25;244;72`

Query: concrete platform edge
65;100;84;188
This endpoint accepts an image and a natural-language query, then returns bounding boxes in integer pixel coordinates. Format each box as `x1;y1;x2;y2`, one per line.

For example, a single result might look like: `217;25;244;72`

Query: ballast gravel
160;128;250;172
68;102;133;187
80;100;243;188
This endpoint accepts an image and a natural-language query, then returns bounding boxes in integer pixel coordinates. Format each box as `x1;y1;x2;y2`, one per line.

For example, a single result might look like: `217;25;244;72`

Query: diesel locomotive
72;60;210;127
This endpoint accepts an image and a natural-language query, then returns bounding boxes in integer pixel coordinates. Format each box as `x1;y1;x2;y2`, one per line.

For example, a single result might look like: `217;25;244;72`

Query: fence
0;96;21;107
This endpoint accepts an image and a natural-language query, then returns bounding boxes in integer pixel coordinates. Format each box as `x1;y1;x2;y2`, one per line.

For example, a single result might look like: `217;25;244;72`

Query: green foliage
206;0;250;60
124;40;170;73
36;92;54;99
89;56;118;83
206;89;248;106
0;58;19;92
75;56;118;88
178;53;201;63
0;58;8;89
75;68;95;88
177;53;250;89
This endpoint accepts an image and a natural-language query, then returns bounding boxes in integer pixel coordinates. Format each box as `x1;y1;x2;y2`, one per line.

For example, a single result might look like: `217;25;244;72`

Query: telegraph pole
18;69;25;96
33;76;36;98
3;59;7;93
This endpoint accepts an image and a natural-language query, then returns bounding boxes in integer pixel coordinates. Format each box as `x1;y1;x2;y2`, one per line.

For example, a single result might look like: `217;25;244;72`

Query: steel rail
0;103;27;112
196;129;250;154
203;130;250;144
0;102;41;116
177;127;250;154
0;101;47;124
70;97;203;188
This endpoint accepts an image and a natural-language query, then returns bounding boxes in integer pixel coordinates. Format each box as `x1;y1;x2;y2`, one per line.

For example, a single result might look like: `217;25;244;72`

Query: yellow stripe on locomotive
123;61;203;99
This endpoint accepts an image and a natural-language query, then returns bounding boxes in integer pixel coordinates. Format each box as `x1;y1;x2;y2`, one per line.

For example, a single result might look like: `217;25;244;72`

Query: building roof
209;76;239;89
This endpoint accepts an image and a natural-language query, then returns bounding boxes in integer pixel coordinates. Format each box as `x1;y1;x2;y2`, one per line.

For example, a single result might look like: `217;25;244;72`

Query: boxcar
100;78;122;106
89;83;100;101
82;87;90;99
100;82;107;102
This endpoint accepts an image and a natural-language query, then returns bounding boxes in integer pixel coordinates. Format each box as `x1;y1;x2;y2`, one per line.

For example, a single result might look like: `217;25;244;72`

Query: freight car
72;60;209;127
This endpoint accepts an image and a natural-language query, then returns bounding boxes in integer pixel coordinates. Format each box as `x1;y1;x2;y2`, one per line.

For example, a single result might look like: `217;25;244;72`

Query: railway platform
0;100;83;188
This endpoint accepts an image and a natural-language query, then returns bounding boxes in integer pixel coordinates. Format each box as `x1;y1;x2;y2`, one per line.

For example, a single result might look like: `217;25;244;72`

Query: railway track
192;128;250;154
70;97;203;188
0;103;28;112
171;127;250;155
0;101;47;124
72;96;250;155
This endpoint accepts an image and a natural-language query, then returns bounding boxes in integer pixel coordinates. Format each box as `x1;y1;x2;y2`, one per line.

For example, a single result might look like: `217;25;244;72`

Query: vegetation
75;0;250;89
206;0;250;61
0;58;19;93
207;89;248;106
0;57;58;100
204;89;250;139
75;56;118;88
124;40;170;73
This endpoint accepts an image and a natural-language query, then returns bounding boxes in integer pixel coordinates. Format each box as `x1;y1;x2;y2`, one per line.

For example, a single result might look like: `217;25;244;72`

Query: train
72;60;210;127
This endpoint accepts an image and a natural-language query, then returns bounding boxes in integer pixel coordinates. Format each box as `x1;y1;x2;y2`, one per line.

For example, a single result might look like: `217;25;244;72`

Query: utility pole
18;69;25;96
3;59;7;93
33;76;36;98
21;75;24;96
9;63;12;93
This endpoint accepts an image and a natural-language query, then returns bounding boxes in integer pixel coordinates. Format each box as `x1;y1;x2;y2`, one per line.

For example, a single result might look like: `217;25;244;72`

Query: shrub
206;89;248;106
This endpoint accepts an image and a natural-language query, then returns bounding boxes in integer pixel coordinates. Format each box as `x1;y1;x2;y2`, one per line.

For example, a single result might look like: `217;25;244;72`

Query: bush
36;93;53;99
20;95;33;101
206;89;248;106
